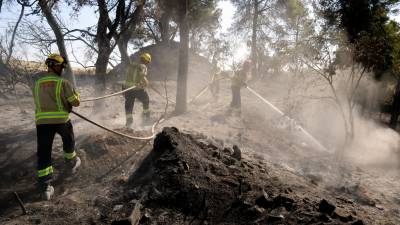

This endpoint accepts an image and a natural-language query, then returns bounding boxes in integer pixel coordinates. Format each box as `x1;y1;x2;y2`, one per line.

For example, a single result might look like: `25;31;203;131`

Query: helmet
45;54;67;68
243;59;252;68
140;53;152;64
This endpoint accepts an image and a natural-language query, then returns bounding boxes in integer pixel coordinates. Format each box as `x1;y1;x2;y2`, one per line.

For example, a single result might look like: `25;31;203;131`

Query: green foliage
156;0;220;27
319;0;400;77
386;21;400;75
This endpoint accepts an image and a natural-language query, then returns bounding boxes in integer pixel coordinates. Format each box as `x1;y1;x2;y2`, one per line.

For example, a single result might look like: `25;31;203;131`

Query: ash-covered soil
109;127;369;225
1;125;396;224
0;75;399;224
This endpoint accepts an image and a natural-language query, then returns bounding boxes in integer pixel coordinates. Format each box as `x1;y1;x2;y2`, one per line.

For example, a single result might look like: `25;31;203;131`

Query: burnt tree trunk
175;0;189;114
250;0;259;79
38;0;76;86
117;0;145;70
389;77;400;129
118;39;130;69
160;12;171;44
95;0;114;94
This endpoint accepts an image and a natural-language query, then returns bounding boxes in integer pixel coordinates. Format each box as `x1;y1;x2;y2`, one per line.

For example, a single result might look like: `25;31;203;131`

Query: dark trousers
125;89;150;125
210;81;220;100
230;86;241;108
36;120;75;186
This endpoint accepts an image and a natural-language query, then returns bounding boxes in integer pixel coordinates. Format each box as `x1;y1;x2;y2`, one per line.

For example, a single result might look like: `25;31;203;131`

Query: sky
0;1;399;67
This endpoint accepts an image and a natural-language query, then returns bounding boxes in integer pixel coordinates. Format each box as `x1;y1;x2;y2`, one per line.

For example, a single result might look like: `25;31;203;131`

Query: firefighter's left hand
67;104;73;113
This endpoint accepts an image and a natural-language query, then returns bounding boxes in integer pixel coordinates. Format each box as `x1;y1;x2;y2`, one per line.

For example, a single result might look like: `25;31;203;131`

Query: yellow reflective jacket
231;69;249;87
33;73;80;125
125;62;148;90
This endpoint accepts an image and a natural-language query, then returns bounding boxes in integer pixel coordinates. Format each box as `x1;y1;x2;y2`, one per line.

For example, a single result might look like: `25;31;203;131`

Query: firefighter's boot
39;184;54;201
125;116;133;129
142;109;151;126
66;156;81;175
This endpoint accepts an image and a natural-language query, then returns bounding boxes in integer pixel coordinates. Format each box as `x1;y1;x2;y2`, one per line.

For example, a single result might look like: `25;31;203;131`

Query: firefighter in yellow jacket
33;54;81;200
209;64;221;101
124;53;152;128
230;60;251;111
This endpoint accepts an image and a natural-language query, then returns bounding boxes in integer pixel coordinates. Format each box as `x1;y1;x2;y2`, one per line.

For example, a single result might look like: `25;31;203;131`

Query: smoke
348;114;400;168
281;69;400;171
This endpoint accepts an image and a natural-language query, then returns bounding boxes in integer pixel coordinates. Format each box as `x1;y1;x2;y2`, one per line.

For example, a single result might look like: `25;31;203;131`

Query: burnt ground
109;127;369;225
0;77;399;224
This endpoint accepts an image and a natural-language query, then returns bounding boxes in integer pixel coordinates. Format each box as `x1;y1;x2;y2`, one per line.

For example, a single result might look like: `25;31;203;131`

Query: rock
113;204;124;212
210;163;228;176
232;145;241;160
375;204;385;210
111;219;132;225
243;206;265;220
266;214;284;223
317;213;331;222
222;147;233;154
332;209;355;222
273;195;295;211
129;201;143;225
139;210;151;224
206;143;219;150
352;220;364;225
255;190;271;209
319;199;336;215
212;151;221;159
31;217;41;224
117;175;129;184
270;206;288;216
182;161;190;171
148;187;162;200
153;127;180;152
222;157;236;166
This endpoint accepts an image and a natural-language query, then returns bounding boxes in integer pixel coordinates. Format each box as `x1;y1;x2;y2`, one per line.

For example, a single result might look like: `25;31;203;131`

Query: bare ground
0;78;399;224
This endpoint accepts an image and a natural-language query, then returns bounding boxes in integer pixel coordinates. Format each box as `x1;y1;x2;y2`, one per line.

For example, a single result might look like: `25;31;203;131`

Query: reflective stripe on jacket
33;73;80;125
125;62;148;89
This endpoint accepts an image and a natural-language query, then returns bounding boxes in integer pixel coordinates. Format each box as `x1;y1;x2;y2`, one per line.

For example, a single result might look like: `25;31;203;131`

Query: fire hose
73;79;207;141
189;77;229;104
150;83;210;105
246;86;329;152
189;85;210;104
72;110;164;140
75;79;170;140
80;85;137;102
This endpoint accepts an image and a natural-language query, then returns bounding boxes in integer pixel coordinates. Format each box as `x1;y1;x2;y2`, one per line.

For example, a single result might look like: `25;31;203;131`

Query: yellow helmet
45;54;67;68
140;53;152;64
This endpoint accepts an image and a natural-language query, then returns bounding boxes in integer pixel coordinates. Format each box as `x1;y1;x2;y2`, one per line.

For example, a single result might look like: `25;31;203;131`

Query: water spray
246;86;329;152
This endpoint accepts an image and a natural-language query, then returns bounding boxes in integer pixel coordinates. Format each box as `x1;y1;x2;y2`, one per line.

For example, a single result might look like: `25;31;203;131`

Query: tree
320;0;400;128
384;21;400;128
115;0;146;69
142;0;178;44
5;0;27;65
38;0;76;86
153;0;220;114
231;0;283;78
175;0;189;114
64;0;146;96
0;0;36;105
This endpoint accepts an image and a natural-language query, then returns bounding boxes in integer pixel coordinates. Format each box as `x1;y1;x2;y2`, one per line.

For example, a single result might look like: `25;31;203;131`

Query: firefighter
209;64;221;102
124;53;152;128
230;60;252;113
33;54;81;200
